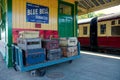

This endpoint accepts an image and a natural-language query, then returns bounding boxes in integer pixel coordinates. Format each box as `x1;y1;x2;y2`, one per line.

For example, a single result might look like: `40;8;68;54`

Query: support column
75;1;78;37
6;0;13;67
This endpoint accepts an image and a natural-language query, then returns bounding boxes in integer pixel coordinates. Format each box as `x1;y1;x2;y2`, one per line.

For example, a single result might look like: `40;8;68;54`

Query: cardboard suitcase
47;48;62;60
19;31;39;39
68;37;78;46
42;39;59;50
59;37;78;47
59;38;68;46
61;46;78;57
23;48;46;66
17;38;42;50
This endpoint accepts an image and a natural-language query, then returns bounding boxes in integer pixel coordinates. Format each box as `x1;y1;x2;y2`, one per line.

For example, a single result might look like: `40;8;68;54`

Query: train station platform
0;51;120;80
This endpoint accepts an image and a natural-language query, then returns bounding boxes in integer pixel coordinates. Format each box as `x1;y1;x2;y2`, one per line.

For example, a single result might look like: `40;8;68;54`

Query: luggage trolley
12;42;80;76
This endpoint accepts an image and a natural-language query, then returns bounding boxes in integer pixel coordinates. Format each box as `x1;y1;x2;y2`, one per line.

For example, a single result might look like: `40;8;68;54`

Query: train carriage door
58;1;74;37
90;17;98;51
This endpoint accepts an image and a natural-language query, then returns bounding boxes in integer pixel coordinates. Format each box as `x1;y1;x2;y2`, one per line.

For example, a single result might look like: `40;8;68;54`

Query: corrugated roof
76;0;120;15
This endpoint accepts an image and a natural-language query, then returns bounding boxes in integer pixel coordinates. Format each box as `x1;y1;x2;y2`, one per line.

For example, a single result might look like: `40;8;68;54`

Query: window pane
111;20;115;25
83;27;87;35
111;26;120;36
100;24;106;34
59;4;71;15
118;20;120;24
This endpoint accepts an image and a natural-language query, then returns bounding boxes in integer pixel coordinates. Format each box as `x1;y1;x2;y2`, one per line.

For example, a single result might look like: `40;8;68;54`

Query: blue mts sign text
26;3;49;24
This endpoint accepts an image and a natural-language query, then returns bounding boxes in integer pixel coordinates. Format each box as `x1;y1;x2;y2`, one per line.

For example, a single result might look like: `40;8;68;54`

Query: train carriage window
100;24;106;34
111;26;120;36
118;20;120;24
111;20;115;25
83;27;87;35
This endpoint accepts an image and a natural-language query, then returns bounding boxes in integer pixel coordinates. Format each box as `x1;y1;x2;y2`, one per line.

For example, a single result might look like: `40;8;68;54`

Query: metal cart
12;43;80;76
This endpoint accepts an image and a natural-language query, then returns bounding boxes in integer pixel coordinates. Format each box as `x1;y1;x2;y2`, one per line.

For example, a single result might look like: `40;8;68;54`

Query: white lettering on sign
27;9;38;15
27;9;32;15
39;9;48;14
35;15;44;19
44;17;48;20
26;3;49;23
33;9;38;15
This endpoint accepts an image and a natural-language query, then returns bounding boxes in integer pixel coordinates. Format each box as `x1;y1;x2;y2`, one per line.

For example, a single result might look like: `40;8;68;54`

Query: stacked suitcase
17;31;46;66
42;39;62;60
60;37;78;57
17;38;42;50
23;48;46;66
19;31;39;39
17;31;78;65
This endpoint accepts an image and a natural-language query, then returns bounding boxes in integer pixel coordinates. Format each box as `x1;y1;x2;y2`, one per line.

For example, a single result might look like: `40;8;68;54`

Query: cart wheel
30;70;37;77
68;60;73;63
13;65;18;71
38;69;46;77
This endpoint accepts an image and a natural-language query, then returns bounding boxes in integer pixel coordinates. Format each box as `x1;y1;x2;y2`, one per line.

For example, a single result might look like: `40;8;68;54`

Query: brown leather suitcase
61;46;78;57
42;39;59;50
47;48;62;60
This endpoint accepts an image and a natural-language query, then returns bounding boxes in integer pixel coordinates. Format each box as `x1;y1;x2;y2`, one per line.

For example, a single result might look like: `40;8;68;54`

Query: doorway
58;1;74;37
90;17;98;51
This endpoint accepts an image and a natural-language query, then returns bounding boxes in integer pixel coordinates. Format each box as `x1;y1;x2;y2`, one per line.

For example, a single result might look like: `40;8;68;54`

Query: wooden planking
12;0;58;30
51;0;58;30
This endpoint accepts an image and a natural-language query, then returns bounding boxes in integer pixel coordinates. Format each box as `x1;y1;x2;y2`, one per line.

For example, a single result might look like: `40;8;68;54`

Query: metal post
6;0;13;67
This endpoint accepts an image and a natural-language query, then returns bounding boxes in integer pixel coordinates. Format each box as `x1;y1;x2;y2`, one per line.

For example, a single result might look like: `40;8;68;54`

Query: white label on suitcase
68;37;78;46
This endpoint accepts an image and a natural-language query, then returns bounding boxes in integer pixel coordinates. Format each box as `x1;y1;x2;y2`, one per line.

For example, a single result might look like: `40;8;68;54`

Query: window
83;27;87;35
100;24;106;34
111;26;120;36
111;20;115;25
59;4;72;15
118;20;120;24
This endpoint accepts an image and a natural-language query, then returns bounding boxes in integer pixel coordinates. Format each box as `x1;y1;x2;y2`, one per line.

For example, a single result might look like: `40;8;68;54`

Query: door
58;1;74;37
90;17;98;51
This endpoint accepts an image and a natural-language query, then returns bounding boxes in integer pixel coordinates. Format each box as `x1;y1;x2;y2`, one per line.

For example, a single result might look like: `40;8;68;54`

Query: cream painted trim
78;24;90;37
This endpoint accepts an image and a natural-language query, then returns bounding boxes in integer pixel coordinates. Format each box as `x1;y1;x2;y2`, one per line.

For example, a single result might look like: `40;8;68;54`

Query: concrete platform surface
0;51;120;80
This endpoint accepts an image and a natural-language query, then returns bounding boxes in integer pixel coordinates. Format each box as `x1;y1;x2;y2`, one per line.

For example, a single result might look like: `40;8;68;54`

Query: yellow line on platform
81;51;120;60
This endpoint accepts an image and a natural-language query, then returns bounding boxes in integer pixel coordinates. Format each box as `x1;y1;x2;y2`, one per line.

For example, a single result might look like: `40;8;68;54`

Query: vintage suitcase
47;48;62;60
23;48;46;66
59;37;78;47
17;38;42;50
61;46;78;57
59;38;68;46
19;31;39;39
42;39;59;50
68;37;78;46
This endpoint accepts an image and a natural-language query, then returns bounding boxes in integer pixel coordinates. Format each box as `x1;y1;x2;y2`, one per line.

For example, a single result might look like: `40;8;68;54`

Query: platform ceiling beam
76;0;120;15
88;0;120;12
